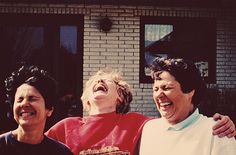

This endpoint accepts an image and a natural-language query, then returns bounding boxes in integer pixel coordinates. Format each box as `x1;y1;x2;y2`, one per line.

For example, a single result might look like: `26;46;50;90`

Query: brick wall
0;3;235;118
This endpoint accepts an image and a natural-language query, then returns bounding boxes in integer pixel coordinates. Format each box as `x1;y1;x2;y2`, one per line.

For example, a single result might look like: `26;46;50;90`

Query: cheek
37;102;47;111
152;93;160;109
109;84;119;94
165;90;180;99
111;90;120;100
13;104;20;120
110;86;117;92
13;103;18;113
153;92;158;102
169;93;187;108
86;88;94;98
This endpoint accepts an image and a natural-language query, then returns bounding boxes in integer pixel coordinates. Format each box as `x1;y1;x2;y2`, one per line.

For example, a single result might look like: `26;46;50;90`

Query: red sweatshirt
45;112;150;155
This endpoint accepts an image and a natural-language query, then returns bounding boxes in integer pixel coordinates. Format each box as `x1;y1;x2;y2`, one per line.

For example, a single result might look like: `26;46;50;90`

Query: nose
155;89;165;99
19;98;30;107
97;79;104;83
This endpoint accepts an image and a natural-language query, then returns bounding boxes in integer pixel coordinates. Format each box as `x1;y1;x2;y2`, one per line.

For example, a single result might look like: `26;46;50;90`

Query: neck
168;104;195;125
188;106;196;116
89;106;116;115
12;126;44;144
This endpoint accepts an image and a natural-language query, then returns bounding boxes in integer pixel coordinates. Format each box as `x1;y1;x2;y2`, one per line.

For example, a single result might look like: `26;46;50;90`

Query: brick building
0;0;235;132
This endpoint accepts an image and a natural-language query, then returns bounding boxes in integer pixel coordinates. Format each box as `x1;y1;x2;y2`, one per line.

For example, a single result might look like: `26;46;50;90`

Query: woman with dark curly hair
139;57;236;155
0;64;72;155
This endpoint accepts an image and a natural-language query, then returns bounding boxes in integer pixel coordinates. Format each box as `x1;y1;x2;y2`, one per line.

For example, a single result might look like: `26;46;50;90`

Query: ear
188;89;195;98
46;107;54;117
116;96;123;104
116;88;123;104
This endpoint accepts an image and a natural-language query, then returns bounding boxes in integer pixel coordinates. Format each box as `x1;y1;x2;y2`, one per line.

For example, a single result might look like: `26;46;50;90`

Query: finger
220;126;235;138
226;127;236;138
218;127;234;138
213;113;221;121
213;120;231;136
231;130;236;137
213;126;229;137
212;116;229;130
218;127;235;138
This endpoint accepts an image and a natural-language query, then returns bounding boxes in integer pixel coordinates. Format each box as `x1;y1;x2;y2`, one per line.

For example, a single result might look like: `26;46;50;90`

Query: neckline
162;108;200;131
88;111;117;117
83;111;120;124
9;131;46;146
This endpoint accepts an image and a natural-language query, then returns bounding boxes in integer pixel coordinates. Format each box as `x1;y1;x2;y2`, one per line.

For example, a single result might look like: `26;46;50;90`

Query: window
140;17;216;83
0;14;84;132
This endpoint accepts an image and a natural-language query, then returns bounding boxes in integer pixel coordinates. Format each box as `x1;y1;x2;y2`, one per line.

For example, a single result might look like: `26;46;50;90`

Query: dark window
0;14;84;132
140;17;216;83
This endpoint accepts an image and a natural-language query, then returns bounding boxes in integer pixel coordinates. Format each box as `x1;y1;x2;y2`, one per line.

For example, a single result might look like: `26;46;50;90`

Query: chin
162;113;175;121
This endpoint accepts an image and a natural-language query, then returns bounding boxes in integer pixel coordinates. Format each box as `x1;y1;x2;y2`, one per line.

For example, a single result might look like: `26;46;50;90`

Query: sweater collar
161;108;200;131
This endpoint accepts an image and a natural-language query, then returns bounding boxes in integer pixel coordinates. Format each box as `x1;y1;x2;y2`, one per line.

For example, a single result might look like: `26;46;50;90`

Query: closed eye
28;96;39;102
153;87;159;92
16;97;23;103
162;86;172;91
153;84;173;91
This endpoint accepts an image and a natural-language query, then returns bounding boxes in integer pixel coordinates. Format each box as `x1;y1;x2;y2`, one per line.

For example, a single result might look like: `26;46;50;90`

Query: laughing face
87;75;121;114
13;83;53;129
152;71;194;125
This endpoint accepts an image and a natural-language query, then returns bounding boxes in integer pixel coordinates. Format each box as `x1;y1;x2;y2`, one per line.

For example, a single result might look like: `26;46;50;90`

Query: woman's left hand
212;113;236;138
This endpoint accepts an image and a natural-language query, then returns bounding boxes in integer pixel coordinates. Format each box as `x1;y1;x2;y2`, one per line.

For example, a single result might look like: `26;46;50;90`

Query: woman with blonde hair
46;68;150;155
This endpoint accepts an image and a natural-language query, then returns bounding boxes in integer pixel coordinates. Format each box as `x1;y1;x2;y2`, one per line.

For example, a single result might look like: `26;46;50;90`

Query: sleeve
45;120;66;143
211;136;236;155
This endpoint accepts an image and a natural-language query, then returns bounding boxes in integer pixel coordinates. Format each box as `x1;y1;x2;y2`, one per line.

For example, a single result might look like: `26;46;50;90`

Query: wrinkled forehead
92;74;114;81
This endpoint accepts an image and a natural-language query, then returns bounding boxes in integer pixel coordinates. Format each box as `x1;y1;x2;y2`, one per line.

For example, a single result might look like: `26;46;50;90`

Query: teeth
160;102;171;106
20;112;35;117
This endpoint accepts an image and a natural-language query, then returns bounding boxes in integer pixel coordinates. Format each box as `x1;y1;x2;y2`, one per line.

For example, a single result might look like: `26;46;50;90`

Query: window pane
0;26;44;64
60;26;77;54
140;17;216;83
145;25;173;76
145;24;173;44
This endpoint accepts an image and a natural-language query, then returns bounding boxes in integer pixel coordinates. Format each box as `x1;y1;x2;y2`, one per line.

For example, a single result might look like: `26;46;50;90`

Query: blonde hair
81;68;132;114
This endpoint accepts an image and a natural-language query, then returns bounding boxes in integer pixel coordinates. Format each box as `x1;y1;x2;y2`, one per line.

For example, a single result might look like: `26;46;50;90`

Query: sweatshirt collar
162;108;200;131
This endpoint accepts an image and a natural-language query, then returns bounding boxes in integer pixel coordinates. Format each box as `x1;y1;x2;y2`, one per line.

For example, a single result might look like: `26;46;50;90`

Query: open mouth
158;102;174;119
19;111;36;117
159;102;173;109
93;84;108;93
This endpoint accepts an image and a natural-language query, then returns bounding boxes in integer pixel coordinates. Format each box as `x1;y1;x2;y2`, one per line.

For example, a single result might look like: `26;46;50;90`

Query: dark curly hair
5;64;57;110
150;57;206;107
